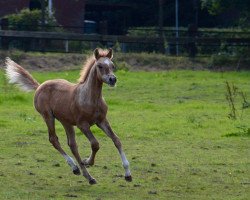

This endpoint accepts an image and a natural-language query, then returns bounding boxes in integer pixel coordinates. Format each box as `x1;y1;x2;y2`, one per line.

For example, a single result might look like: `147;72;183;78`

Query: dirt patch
21;55;85;71
0;50;248;71
0;51;86;71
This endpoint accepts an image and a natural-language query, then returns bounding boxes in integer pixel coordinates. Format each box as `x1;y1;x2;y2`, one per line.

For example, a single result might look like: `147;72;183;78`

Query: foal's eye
98;65;103;69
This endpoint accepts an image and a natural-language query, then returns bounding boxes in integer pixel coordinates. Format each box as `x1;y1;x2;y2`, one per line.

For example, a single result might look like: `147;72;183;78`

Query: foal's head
94;48;117;87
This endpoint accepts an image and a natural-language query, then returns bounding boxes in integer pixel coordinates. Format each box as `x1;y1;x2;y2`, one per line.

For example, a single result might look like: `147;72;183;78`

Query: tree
201;0;250;27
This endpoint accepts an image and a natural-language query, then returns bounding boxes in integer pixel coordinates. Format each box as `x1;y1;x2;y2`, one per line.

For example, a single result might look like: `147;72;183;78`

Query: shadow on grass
224;128;250;137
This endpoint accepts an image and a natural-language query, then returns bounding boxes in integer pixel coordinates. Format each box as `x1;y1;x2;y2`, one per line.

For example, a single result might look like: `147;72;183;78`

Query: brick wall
0;0;29;18
0;0;86;33
53;0;86;33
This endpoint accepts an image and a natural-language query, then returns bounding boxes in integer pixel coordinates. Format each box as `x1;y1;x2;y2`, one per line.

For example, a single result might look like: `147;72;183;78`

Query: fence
0;23;250;57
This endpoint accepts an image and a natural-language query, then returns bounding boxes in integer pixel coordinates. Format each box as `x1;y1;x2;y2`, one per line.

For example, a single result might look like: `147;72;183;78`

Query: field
0;68;249;199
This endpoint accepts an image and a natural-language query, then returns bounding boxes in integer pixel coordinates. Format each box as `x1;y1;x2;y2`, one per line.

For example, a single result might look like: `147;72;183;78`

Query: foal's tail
5;57;40;92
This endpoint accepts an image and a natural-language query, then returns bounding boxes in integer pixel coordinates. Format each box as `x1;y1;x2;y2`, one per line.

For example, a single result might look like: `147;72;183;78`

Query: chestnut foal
5;48;132;184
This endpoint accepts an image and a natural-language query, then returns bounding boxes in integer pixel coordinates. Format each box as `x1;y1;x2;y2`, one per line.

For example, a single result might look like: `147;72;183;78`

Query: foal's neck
80;65;103;102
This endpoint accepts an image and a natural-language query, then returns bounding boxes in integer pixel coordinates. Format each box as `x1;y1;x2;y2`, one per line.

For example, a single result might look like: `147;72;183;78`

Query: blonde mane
78;49;110;83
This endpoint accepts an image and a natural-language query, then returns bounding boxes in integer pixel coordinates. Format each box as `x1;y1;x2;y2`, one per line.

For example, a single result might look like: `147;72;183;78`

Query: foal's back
34;79;77;123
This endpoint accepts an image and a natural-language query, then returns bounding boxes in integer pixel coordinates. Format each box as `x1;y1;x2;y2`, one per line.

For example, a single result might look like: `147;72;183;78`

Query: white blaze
104;59;111;65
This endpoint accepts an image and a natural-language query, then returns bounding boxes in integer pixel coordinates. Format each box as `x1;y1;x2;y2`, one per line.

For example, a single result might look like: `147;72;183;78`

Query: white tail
5;57;40;92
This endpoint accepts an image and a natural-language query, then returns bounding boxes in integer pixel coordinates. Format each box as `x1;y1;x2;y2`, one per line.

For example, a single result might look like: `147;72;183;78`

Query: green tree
201;0;250;27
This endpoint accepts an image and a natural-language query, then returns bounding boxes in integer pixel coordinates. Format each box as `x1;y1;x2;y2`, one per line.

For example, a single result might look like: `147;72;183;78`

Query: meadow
0;68;249;199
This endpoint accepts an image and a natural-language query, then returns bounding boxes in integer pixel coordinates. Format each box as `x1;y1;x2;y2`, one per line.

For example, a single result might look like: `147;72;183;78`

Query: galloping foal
5;48;132;184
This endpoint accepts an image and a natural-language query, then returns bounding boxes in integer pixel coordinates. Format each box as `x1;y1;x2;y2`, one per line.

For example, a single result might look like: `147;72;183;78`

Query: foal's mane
78;49;110;83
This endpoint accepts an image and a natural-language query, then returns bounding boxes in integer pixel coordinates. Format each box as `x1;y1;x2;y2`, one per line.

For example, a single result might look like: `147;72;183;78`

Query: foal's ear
107;48;113;59
94;48;100;60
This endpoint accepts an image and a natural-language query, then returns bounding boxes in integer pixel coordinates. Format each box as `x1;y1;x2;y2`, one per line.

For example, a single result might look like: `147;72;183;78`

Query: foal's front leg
97;119;132;182
77;123;100;166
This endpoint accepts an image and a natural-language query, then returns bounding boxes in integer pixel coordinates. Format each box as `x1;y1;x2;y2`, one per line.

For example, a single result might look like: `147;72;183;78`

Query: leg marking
97;119;132;181
63;154;78;171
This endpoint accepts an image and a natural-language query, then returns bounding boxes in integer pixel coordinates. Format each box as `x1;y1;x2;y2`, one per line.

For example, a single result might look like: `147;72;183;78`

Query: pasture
0;69;249;199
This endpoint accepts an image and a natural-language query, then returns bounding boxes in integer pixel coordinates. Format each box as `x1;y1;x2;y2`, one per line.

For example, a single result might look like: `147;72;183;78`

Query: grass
0;69;250;200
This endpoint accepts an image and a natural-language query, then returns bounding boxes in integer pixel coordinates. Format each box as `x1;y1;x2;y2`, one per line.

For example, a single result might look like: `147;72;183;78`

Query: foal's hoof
125;175;132;182
82;159;94;167
72;167;81;175
89;178;97;185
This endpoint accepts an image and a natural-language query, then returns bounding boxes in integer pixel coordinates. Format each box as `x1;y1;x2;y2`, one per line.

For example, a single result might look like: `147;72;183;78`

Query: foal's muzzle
103;74;117;87
108;76;117;86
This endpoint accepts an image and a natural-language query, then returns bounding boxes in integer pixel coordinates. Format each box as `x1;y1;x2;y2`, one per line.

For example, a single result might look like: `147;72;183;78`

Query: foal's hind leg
42;112;79;175
63;123;97;184
97;119;132;182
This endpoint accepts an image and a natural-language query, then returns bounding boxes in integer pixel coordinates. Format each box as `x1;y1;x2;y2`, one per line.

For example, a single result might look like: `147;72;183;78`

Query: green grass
0;69;250;200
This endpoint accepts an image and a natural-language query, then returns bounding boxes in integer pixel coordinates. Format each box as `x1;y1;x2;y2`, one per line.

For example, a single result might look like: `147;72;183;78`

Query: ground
0;50;247;72
0;69;249;199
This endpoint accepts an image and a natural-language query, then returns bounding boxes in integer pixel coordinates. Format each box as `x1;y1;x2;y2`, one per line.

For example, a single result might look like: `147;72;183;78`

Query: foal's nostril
109;77;117;85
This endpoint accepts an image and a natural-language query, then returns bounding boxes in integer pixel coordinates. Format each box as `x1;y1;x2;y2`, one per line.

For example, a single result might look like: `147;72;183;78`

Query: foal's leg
42;112;79;175
61;123;81;175
97;119;132;182
62;123;96;184
77;123;99;166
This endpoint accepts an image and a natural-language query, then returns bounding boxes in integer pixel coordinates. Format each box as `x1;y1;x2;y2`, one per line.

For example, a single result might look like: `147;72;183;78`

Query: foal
5;48;132;184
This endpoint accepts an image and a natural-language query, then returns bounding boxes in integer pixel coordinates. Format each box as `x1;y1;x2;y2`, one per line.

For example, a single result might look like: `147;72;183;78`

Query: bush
5;8;60;31
9;50;26;63
7;9;41;31
114;61;131;71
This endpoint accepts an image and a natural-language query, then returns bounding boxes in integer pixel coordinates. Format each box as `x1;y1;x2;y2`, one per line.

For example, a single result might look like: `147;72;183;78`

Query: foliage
201;0;250;27
6;9;41;31
0;69;250;199
225;81;238;119
206;40;250;65
127;26;250;57
85;0;249;31
5;8;60;31
114;61;131;71
113;41;122;53
209;54;235;68
201;0;225;15
8;50;27;63
128;26;250;38
225;81;250;119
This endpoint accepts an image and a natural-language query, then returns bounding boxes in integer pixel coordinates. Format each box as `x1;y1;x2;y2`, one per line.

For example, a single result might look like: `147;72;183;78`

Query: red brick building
0;0;29;17
0;0;131;34
0;0;86;32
